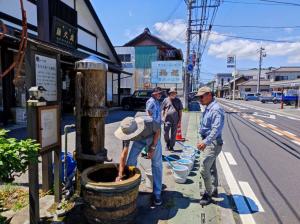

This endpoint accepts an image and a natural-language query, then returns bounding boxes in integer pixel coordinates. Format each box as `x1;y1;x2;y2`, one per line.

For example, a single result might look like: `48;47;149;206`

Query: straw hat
114;117;145;141
195;86;212;96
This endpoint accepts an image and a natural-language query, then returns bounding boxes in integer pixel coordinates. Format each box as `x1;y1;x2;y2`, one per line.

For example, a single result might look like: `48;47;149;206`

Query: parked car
244;93;259;101
188;91;198;102
121;89;167;110
259;92;282;103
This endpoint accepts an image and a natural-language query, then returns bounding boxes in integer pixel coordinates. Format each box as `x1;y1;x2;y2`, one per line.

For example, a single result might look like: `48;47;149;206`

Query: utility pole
184;0;192;108
257;47;266;94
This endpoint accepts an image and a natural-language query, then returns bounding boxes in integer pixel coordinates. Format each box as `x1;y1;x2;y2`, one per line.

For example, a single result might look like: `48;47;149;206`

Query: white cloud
154;19;186;44
208;38;300;64
153;19;300;64
153;19;228;45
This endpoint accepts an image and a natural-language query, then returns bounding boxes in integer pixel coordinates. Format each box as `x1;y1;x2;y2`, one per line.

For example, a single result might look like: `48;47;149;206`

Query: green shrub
0;129;40;182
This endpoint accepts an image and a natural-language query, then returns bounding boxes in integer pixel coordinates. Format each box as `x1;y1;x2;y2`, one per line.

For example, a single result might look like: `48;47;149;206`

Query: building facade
0;0;126;125
115;28;184;96
214;73;233;97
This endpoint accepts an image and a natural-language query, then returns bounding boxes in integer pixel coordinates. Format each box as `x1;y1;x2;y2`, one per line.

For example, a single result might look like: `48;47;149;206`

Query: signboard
35;54;57;101
227;55;236;68
151;61;183;84
38;105;59;151
52;16;77;49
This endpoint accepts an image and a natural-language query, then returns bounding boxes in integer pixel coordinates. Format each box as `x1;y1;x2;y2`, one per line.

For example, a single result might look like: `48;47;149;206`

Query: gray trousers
199;141;222;195
163;121;177;148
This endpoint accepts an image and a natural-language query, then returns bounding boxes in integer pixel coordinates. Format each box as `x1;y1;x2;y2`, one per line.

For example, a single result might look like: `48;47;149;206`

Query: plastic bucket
172;165;189;184
177;158;194;172
180;152;196;162
145;169;153;189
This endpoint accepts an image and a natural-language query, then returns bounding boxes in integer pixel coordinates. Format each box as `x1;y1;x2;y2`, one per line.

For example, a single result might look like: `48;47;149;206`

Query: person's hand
115;175;123;182
146;146;156;159
197;142;206;151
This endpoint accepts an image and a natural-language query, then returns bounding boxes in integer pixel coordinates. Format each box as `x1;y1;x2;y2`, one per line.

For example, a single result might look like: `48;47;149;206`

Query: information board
38;105;59;151
35;54;57;101
151;60;183;84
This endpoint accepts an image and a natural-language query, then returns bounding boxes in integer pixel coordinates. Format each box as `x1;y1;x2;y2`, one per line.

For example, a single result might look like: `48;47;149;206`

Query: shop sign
52;17;77;49
35;55;57;101
151;61;183;84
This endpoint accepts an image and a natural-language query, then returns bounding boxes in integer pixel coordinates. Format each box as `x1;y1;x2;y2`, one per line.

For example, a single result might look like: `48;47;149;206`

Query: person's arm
178;99;183;124
198;109;224;150
116;141;130;181
178;110;182;124
147;128;161;159
146;100;154;117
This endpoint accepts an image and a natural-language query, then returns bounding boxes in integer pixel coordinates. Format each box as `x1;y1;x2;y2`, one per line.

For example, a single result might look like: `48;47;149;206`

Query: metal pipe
64;124;75;184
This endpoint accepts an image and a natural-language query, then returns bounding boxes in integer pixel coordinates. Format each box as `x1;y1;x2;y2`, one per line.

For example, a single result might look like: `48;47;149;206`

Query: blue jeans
127;136;163;197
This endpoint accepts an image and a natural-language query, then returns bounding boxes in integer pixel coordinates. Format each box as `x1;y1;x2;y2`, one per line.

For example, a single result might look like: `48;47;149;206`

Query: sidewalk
2;111;236;224
133;112;235;224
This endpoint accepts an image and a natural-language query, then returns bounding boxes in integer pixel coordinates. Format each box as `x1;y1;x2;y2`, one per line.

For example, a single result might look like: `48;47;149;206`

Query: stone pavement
132;112;235;224
3;110;236;224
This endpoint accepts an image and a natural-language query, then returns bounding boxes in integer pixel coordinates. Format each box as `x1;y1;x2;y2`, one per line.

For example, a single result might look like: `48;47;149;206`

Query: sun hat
168;87;177;94
114;117;145;140
195;86;212;96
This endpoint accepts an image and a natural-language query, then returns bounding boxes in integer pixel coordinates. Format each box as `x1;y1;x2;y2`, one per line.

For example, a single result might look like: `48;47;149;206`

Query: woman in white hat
114;116;163;206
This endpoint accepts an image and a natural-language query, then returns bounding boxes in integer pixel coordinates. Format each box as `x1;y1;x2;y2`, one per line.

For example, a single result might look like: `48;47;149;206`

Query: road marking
266;124;277;129
218;152;256;224
253;112;276;120
239;181;265;213
287;116;300;121
224;152;238;165
259;123;267;128
292;140;300;146
282;131;297;137
271;130;284;136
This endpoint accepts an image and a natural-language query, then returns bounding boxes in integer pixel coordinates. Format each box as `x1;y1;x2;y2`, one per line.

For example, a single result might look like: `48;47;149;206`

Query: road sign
187;64;194;72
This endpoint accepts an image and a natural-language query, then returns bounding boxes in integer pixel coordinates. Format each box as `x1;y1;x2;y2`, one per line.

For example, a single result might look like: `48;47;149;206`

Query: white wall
78;28;97;51
76;0;118;63
0;0;37;35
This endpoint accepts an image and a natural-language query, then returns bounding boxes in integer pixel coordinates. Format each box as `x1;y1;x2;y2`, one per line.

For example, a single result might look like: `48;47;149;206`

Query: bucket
177;158;194;172
180;152;196;162
145;169;153;189
172;165;189;184
81;164;141;224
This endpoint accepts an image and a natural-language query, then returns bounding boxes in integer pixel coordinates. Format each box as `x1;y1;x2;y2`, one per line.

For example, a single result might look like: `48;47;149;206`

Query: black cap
152;87;163;95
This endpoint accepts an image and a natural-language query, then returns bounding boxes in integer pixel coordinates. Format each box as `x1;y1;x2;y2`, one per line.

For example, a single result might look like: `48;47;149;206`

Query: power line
213;24;300;29
156;0;183;34
259;0;300;6
213;33;300;43
223;0;300;6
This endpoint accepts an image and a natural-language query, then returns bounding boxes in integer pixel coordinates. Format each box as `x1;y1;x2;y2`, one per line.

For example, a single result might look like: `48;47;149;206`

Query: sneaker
153;195;163;206
212;188;218;198
199;192;212;206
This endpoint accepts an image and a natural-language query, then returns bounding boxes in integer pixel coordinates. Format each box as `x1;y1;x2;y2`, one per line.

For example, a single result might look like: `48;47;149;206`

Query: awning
270;79;300;88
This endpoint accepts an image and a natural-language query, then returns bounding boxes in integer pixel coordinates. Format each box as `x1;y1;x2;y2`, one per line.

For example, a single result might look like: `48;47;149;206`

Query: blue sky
91;0;300;82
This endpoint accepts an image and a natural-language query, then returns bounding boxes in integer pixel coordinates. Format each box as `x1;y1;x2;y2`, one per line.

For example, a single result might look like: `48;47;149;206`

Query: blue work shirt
146;97;162;124
200;99;224;145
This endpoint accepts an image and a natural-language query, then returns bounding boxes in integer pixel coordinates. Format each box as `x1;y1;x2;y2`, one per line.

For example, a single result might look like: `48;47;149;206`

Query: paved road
217;99;300;224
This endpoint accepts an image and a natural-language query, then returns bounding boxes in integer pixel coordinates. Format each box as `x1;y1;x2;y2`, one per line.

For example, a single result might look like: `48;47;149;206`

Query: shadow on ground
218;193;259;214
135;191;191;224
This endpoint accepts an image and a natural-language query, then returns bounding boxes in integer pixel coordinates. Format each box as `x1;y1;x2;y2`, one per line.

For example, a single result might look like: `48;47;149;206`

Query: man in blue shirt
145;87;163;205
196;86;224;206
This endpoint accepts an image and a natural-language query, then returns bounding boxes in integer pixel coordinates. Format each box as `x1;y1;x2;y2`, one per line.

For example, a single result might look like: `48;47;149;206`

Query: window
245;88;252;92
118;54;131;62
275;76;288;81
137;91;149;97
221;78;224;86
297;75;300;79
227;78;230;83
